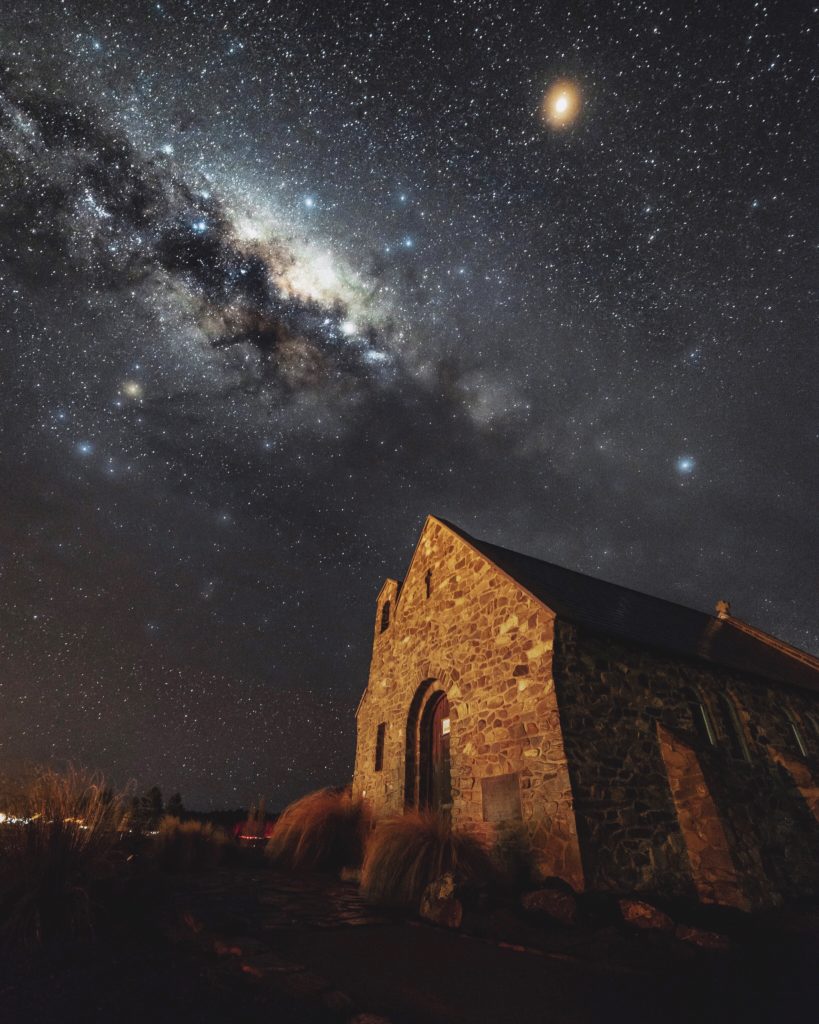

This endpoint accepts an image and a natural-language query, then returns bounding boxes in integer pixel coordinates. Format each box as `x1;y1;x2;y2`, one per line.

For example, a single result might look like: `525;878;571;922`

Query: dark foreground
2;869;817;1024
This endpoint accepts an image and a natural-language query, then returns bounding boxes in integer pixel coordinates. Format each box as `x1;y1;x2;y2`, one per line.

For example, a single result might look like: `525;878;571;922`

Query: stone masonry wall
352;517;584;887
553;621;819;908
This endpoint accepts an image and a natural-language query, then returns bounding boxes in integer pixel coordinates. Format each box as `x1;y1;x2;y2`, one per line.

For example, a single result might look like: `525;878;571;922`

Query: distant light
122;380;143;399
676;455;695;475
340;320;357;336
304;196;315;208
76;441;94;456
403;237;413;248
160;143;174;155
192;219;207;233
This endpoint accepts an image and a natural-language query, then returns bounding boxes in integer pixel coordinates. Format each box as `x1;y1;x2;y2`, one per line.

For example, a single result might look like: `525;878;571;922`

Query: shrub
265;787;369;871
151;816;229;872
0;765;128;950
360;811;495;909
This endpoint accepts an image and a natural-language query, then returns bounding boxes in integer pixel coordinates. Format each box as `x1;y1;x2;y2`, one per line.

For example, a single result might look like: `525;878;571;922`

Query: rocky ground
2;868;817;1023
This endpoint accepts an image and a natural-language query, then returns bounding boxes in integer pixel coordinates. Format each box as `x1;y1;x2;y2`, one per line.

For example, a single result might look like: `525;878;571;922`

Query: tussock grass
265;787;369;871
151;816;229;872
360;811;495;909
0;765;128;950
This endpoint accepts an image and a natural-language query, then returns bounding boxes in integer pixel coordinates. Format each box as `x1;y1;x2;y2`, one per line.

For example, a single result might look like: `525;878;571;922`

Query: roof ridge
438;516;713;621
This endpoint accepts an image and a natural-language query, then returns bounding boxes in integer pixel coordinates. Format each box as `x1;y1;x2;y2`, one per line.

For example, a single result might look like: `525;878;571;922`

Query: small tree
137;786;163;831
166;792;184;819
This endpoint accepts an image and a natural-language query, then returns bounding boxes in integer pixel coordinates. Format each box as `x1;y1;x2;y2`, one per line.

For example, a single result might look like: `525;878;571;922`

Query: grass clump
265;787;369;871
151;816;229;872
360;811;494;909
0;765;128;950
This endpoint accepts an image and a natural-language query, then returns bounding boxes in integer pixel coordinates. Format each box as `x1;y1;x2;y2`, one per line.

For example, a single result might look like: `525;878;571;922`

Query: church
352;516;819;909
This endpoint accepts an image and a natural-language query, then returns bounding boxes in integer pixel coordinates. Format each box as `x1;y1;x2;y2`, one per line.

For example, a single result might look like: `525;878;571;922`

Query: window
425;569;432;599
374;723;386;771
785;707;808;758
718;693;751;761
380;600;390;633
686;689;717;747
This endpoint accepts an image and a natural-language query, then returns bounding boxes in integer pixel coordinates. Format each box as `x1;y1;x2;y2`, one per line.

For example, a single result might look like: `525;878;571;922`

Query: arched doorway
419;692;451;811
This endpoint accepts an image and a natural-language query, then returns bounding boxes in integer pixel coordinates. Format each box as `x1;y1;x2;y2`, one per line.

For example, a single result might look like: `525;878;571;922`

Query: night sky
1;1;816;808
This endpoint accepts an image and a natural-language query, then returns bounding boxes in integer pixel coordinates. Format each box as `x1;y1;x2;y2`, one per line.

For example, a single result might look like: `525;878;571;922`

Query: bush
265;787;369;871
0;765;128;950
151;816;229;872
360;811;495;909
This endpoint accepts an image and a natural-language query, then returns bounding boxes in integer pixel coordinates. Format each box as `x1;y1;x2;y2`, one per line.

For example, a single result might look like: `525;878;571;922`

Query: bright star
340;320;357;336
676;456;695;475
122;380;143;399
541;80;581;128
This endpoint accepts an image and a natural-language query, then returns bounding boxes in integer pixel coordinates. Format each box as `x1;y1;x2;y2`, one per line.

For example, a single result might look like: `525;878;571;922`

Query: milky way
1;0;816;807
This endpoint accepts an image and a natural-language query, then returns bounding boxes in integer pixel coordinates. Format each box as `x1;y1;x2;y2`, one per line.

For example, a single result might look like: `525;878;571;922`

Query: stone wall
552;621;819;908
352;517;584;887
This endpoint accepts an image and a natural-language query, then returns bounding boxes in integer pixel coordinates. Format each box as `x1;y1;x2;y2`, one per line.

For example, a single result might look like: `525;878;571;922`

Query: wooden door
421;693;451;811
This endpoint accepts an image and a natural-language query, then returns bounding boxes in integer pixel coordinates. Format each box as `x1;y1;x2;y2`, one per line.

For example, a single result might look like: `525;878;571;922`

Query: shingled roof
440;518;819;694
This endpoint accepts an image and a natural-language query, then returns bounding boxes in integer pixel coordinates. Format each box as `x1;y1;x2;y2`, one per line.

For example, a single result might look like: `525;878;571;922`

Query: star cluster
0;0;816;807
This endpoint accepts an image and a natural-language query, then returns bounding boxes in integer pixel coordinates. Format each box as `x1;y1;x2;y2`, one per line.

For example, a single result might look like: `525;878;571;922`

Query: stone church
352;516;819;909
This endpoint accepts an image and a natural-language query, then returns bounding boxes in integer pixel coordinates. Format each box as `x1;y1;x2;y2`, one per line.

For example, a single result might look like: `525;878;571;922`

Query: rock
618;899;674;932
322;989;355;1014
419;873;463;929
225;935;268;956
521;888;577;926
277;970;332;997
675;924;732;951
340;866;362;883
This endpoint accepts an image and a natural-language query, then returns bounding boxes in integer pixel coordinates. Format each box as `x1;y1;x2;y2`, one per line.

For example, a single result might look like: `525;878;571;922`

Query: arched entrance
405;681;452;812
419;692;452;811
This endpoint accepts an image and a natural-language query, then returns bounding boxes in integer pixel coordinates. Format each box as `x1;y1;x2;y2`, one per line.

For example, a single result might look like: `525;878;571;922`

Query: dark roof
441;519;819;694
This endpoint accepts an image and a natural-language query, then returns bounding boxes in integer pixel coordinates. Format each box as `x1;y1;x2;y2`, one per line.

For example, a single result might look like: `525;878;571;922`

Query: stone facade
352;516;819;908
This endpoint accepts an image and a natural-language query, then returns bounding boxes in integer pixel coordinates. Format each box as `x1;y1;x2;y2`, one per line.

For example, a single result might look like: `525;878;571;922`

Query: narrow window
425;569;432;599
374;723;386;771
785;707;808;758
686;689;717;747
380;600;390;633
718;693;751;761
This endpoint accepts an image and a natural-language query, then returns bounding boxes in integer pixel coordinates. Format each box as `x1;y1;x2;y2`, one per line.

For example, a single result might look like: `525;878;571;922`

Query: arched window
685;688;717;747
380;600;391;633
785;707;808;758
718;693;751;761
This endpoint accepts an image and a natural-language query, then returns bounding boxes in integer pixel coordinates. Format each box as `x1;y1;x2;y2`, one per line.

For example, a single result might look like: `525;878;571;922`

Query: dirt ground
2;868;817;1023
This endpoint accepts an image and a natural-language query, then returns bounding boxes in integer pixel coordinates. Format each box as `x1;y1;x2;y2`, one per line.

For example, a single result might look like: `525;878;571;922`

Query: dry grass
265;787;370;871
360;811;494;908
0;765;128;950
151;817;230;872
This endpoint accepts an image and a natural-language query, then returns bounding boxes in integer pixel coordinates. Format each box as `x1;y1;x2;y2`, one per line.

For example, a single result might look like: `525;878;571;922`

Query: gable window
374;722;386;771
718;693;751;761
785;707;808;758
380;600;391;633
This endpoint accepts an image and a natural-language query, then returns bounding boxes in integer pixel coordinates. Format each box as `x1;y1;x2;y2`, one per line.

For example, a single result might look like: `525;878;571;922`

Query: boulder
675;924;732;952
521;888;577;926
420;873;463;929
618;899;674;932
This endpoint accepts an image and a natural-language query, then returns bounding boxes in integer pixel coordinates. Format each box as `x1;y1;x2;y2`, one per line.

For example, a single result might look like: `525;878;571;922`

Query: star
541;80;581;128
